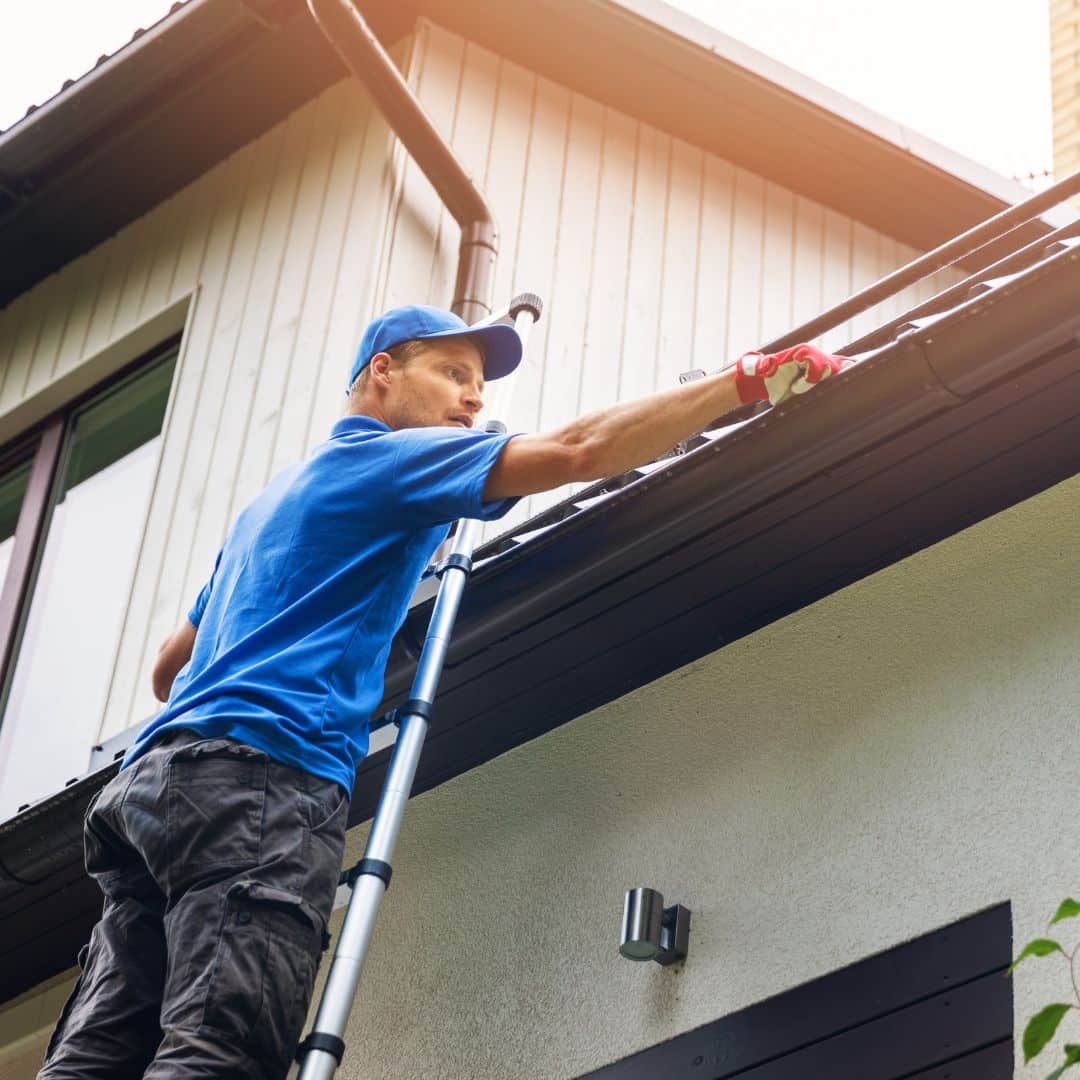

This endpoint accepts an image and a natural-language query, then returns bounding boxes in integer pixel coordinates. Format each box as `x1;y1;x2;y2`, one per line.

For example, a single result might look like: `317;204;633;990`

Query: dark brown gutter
306;0;497;322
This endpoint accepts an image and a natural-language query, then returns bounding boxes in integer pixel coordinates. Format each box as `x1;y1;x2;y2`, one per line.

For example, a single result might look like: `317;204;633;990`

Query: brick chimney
1052;0;1080;182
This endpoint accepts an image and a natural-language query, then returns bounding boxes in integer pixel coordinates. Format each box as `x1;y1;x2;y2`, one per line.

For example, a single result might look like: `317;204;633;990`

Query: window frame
0;334;181;716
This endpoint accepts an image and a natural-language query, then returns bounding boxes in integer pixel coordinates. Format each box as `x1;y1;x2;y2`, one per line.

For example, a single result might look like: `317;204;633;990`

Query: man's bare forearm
484;368;745;500
555;368;743;481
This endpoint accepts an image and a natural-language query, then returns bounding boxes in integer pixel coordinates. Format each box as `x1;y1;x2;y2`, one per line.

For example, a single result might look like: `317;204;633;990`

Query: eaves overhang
2;228;1080;1003
0;0;1066;308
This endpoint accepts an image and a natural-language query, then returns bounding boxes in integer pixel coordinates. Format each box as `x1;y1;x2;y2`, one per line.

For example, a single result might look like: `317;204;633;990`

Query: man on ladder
39;300;844;1079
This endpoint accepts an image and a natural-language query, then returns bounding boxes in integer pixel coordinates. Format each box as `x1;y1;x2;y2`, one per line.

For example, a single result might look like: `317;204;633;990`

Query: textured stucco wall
316;468;1080;1079
3;453;1077;1079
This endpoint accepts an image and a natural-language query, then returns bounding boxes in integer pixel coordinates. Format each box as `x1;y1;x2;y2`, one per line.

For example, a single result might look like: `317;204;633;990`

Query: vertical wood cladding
0;20;958;749
1052;0;1080;187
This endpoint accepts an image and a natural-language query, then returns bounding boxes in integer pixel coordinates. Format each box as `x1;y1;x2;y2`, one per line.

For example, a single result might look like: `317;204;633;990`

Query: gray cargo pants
38;727;349;1079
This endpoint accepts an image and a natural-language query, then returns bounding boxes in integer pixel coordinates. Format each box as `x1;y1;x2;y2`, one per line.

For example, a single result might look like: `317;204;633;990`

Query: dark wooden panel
735;972;1010;1080
583;905;1011;1079
0;0;414;307
905;1041;1013;1080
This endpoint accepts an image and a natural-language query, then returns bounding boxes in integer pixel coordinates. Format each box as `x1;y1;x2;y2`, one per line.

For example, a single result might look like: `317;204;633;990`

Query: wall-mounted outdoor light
619;887;691;965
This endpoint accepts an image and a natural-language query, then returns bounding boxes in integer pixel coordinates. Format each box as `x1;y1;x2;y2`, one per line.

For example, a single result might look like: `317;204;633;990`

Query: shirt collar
330;415;393;439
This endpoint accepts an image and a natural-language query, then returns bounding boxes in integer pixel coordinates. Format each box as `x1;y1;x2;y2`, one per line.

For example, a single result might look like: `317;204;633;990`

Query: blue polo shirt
121;415;519;795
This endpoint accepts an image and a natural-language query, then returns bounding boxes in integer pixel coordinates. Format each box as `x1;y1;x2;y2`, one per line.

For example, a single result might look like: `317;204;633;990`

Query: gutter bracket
893;332;968;405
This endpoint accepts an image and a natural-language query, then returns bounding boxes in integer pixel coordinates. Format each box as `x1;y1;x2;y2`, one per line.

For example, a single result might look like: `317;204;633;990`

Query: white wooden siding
0;19;960;750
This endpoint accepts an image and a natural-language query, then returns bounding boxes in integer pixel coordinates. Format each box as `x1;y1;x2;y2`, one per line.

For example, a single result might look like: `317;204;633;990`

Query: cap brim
419;322;523;381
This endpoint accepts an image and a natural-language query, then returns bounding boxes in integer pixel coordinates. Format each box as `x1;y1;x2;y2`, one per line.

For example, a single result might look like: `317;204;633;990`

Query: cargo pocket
203;880;323;1068
166;740;267;894
305;783;350;912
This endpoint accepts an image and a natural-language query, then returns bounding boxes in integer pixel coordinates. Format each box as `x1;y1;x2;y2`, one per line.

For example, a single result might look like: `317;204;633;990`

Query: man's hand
151;619;197;702
734;343;848;406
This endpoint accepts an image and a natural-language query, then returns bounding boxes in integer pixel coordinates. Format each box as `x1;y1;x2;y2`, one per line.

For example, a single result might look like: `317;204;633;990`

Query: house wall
3;465;1074;1075
310;464;1080;1079
0;20;955;764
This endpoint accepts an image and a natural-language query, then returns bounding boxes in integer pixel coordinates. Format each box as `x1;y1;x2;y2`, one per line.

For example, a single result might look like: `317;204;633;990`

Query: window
0;342;178;819
0;452;33;586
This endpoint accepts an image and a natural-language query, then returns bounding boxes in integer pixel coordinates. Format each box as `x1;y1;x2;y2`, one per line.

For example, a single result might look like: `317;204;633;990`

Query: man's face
385;337;486;430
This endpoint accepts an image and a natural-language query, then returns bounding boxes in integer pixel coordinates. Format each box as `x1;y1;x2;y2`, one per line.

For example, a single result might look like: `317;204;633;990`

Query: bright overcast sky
0;0;1054;186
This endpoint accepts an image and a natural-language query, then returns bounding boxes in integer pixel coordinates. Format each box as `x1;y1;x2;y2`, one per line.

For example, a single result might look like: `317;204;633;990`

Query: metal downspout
306;0;497;324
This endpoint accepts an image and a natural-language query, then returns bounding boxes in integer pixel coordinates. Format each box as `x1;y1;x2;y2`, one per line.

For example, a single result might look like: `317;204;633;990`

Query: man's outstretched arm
483;344;846;501
483;368;741;501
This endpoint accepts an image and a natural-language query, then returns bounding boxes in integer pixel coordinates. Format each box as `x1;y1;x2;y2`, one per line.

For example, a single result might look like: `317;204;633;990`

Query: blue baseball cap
348;304;522;390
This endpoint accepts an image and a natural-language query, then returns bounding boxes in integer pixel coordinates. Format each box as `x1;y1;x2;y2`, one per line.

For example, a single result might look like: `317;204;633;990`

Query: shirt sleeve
389;426;522;528
187;548;223;628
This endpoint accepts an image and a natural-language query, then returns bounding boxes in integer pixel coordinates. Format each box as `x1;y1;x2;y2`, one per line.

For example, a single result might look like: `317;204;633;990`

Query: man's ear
368;351;394;388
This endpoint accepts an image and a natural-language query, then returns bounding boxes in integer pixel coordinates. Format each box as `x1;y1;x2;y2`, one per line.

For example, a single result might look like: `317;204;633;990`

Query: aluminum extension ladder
295;292;543;1079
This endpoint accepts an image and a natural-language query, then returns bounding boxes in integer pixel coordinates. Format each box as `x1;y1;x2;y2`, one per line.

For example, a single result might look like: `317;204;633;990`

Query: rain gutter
305;0;497;322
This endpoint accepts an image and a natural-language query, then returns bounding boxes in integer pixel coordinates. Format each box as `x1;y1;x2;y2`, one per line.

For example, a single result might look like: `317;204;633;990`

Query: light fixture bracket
654;903;691;966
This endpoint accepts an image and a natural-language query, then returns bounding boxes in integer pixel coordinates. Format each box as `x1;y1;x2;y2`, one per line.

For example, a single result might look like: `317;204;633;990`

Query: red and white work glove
733;343;849;406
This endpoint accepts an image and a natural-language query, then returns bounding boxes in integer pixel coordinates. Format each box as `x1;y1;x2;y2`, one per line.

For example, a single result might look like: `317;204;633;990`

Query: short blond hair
347;338;429;398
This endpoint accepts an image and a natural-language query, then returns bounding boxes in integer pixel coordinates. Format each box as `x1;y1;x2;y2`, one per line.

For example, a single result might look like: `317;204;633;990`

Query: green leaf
1051;900;1080;926
1024;1003;1073;1063
1044;1043;1080;1080
1009;938;1066;974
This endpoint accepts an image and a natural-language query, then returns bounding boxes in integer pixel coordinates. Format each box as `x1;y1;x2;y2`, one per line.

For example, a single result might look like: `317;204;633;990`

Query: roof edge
0;0;208;143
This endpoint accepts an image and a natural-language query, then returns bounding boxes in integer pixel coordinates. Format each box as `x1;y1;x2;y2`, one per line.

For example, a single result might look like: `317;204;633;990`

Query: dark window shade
60;349;176;493
0;459;32;547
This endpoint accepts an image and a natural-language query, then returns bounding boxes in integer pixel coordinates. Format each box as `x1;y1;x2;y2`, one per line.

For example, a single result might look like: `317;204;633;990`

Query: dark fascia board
0;0;1066;308
1;238;1079;1004
1;0;245;171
